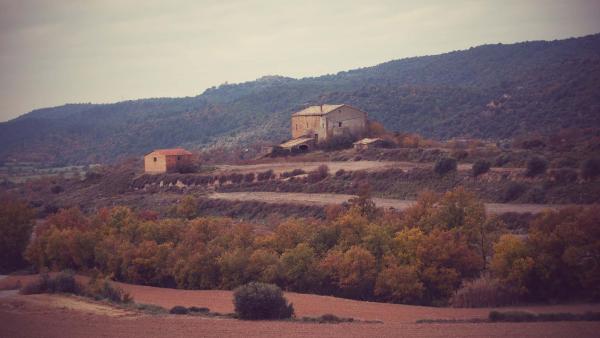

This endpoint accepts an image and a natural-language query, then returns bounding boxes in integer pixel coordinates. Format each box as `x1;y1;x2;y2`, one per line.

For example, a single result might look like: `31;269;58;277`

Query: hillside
1;34;600;164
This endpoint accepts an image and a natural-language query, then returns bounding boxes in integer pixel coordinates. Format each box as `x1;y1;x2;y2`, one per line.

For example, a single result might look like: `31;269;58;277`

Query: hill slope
1;34;600;164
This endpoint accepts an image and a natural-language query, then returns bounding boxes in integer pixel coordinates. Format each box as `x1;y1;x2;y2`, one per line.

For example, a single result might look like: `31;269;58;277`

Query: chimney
320;104;323;112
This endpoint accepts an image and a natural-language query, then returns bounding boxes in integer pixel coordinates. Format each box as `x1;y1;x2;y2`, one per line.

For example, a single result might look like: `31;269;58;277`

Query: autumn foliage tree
0;196;34;272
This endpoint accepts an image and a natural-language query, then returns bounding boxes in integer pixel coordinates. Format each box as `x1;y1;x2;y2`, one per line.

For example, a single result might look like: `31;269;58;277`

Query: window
338;122;342;127
153;157;157;162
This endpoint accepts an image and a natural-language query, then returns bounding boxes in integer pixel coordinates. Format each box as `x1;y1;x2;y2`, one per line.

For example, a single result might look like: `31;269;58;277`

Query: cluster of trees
22;187;600;305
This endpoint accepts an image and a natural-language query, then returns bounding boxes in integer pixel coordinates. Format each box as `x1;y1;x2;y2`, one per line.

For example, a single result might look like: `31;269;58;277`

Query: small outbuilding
144;148;193;174
353;138;385;150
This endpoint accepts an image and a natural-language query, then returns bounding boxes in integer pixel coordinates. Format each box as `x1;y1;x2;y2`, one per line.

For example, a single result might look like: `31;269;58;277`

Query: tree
472;160;491;177
581;158;600;180
374;256;424;304
320;246;377;299
280;243;319;292
490;234;534;297
0;197;34;272
177;195;198;220
525;156;548;177
233;282;294;320
434;157;457;176
348;184;378;219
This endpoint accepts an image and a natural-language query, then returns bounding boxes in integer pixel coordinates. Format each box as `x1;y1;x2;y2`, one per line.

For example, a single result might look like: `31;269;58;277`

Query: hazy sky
1;0;600;122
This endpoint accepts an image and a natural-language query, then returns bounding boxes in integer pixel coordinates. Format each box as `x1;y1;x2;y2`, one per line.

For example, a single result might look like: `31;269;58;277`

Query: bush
20;272;80;295
489;310;536;322
169;305;190;315
177;163;197;174
188;306;210;313
450;275;517;307
472;160;491;177
502;182;527;202
451;149;468;161
581;158;600;180
434;157;457;176
50;185;64;194
233;282;294;320
229;173;244;184
244;173;255;183
525;157;548;177
257;170;275;181
548;169;578;184
489;310;600;322
307;165;329;183
84;277;132;303
281;169;306;178
494;154;511;167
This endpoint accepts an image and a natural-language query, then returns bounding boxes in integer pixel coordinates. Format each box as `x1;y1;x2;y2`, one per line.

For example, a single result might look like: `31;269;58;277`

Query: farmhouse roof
353;138;383;145
292;104;345;117
147;148;192;156
279;137;313;148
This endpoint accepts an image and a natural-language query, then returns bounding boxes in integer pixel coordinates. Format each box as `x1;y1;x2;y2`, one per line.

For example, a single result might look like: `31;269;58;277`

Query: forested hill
2;33;600;164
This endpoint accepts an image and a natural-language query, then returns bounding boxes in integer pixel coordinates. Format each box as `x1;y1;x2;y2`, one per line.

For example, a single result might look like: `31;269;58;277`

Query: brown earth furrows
209;191;560;214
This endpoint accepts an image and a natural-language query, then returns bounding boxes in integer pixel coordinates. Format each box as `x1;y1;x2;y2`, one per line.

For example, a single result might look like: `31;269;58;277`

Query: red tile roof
148;148;192;156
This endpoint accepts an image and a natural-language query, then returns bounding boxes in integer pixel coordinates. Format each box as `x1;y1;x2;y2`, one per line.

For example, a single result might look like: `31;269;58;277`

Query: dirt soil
209;191;560;214
2;275;600;337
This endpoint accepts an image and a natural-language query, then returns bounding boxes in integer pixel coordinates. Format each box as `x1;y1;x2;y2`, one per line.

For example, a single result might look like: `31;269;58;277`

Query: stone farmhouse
144;148;192;174
281;104;368;151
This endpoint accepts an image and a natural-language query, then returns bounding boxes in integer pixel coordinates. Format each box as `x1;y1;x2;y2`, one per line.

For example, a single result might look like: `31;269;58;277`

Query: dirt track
1;275;600;338
209;191;559;214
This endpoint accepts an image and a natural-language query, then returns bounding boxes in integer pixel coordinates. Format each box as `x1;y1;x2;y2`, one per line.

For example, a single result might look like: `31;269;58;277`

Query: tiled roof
279;137;314;148
292;104;345;116
353;138;383;145
148;148;192;156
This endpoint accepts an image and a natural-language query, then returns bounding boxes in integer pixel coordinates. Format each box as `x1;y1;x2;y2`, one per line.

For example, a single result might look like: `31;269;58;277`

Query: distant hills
1;33;600;164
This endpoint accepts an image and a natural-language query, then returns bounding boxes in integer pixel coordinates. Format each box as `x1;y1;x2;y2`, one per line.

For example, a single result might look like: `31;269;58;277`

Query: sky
1;0;600;122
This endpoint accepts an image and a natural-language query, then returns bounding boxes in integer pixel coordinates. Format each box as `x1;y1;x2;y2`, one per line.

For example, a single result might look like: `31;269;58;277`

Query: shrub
52;271;80;293
335;169;346;177
84;277;132;303
525;157;548;177
20;271;80;295
494;154;511;167
488;310;600;322
177;163;197;174
169;305;190;315
548;169;578;184
233;282;294;320
489;310;536;322
449;275;517;307
301;313;355;323
20;274;51;295
434;157;457;176
281;169;306;178
244;173;255;183
307;165;329;183
188;306;210;313
229;173;244;184
502;182;527;202
451;149;468;161
472;160;491;177
581;158;600;180
50;185;64;194
257;170;274;181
